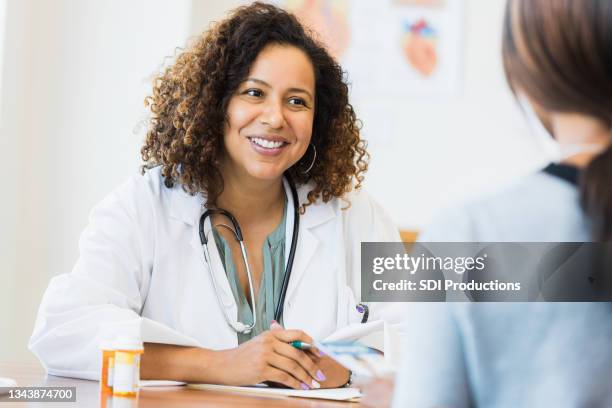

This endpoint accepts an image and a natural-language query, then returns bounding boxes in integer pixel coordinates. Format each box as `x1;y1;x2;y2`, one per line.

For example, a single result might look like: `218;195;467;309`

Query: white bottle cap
113;337;144;351
100;340;116;351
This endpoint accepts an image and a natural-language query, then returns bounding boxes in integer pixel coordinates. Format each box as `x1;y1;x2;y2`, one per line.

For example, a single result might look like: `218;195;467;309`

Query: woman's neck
553;113;611;168
216;164;285;225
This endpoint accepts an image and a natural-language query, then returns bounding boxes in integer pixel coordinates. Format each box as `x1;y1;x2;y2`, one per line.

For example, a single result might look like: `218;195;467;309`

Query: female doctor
29;3;401;390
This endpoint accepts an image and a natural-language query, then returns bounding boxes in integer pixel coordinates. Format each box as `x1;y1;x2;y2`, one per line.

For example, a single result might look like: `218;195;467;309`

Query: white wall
0;0;5;101
0;0;30;362
0;0;15;361
1;0;193;362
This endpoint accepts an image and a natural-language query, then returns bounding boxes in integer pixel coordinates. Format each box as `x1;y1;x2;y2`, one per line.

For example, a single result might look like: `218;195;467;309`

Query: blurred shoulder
420;171;588;242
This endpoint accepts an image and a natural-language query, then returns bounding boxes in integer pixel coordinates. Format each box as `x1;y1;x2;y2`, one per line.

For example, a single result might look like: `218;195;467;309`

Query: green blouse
212;203;287;344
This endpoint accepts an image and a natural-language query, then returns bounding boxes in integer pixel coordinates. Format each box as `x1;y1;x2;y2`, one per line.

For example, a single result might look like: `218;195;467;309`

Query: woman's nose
259;99;285;129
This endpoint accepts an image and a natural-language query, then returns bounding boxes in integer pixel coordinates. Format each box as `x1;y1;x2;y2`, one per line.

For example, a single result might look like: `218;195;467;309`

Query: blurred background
0;0;554;363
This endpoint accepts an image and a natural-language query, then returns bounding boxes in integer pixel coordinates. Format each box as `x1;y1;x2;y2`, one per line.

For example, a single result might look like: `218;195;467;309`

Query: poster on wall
273;0;464;99
282;0;351;61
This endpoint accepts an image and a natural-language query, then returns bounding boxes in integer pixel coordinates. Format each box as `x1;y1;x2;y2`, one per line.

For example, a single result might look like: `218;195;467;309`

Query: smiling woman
29;1;404;393
141;2;367;209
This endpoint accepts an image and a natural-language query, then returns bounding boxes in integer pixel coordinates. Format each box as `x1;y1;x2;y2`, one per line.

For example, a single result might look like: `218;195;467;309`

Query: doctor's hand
141;331;349;389
214;326;326;390
269;321;350;389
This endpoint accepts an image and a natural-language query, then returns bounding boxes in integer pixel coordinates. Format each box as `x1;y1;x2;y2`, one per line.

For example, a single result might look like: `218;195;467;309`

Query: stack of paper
188;383;361;402
0;378;17;394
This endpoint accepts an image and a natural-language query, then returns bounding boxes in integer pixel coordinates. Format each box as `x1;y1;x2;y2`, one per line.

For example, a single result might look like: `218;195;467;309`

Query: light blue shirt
393;171;612;407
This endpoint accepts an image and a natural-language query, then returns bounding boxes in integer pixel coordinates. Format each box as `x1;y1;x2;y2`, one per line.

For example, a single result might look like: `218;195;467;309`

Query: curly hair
141;1;369;210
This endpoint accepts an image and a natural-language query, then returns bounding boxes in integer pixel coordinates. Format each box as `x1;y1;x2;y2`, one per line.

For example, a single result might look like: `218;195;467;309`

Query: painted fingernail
311;380;321;389
316;370;326;381
300;382;310;390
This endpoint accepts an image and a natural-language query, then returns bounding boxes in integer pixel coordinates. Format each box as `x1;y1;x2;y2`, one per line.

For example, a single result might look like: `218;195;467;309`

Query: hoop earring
301;144;317;174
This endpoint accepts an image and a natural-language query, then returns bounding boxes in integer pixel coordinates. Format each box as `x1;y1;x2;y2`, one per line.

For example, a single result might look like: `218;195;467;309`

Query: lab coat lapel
284;226;318;303
169;186;239;319
283;180;336;303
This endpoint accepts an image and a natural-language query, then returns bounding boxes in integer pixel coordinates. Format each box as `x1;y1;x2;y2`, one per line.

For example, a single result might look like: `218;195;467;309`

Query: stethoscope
198;176;300;334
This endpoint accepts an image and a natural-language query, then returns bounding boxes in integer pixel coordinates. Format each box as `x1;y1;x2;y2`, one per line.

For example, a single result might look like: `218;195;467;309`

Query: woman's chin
244;166;286;183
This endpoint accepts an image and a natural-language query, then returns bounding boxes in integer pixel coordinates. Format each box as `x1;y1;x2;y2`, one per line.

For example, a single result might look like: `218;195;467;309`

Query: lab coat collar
168;179;337;229
168;185;205;226
295;181;337;228
282;179;337;302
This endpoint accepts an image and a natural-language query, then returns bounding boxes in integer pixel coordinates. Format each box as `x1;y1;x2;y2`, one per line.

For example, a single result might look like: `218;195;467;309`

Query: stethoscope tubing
199;175;300;333
274;176;300;323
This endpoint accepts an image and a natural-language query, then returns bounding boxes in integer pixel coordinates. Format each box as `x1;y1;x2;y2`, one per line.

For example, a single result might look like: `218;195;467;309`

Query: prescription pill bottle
99;391;113;408
112;337;144;398
99;341;115;395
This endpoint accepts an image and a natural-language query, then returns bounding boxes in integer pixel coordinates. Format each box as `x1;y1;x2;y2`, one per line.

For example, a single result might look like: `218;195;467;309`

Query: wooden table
0;362;361;407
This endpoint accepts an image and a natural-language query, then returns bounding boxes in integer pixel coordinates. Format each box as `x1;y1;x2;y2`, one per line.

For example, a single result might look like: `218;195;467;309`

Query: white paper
0;377;17;393
140;380;187;387
188;383;361;401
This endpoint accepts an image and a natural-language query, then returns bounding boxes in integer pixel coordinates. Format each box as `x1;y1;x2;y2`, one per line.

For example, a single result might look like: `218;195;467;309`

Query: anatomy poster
272;0;464;99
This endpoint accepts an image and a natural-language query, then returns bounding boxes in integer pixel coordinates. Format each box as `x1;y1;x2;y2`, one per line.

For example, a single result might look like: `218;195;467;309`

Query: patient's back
393;170;612;408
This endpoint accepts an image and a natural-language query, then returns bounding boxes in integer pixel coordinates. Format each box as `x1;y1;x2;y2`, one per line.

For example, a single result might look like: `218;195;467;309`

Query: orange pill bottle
112;338;144;398
100;341;116;395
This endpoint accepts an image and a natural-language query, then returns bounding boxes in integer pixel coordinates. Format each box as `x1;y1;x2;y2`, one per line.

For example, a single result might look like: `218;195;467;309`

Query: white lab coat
29;167;405;380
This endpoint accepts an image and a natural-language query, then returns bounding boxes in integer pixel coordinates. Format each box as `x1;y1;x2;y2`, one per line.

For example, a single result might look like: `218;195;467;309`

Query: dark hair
141;2;368;209
502;0;612;240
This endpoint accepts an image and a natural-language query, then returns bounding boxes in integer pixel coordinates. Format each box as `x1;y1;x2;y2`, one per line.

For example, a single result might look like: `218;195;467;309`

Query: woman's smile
247;135;290;156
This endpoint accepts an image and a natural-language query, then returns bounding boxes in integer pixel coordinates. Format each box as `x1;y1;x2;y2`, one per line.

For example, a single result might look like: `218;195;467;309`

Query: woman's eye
244;89;263;97
288;97;307;107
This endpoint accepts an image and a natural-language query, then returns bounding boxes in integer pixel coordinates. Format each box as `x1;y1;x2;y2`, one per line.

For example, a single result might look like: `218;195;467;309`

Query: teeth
251;137;284;149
